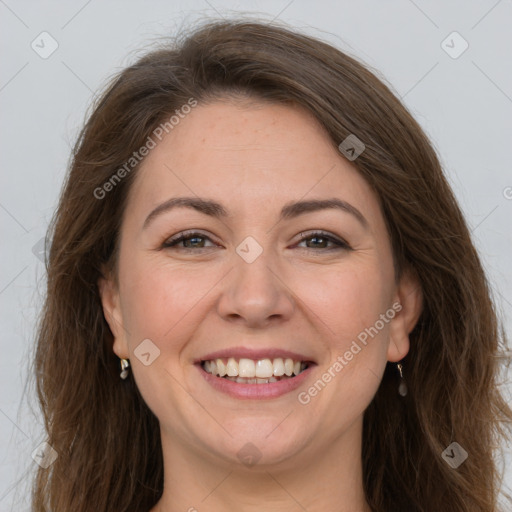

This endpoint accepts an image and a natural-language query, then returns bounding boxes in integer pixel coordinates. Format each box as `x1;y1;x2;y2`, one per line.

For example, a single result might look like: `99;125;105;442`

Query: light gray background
1;1;511;510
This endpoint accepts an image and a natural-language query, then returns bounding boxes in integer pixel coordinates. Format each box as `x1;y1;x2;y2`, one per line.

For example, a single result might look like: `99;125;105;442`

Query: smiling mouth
200;357;311;384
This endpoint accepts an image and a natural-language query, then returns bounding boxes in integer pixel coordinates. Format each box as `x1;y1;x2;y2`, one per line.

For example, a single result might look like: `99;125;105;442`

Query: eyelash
162;230;351;252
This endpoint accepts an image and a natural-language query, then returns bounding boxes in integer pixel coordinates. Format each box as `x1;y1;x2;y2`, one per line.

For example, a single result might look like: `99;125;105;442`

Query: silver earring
120;358;130;379
397;363;407;396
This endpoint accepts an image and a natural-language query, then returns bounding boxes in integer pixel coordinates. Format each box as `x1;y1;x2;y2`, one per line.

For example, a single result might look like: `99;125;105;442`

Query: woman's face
100;99;420;470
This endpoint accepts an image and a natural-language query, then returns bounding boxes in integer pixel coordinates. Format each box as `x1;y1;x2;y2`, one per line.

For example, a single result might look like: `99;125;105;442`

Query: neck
150;416;372;512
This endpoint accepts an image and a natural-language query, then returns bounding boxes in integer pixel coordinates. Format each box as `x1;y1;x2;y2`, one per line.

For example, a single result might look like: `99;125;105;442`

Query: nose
216;248;295;329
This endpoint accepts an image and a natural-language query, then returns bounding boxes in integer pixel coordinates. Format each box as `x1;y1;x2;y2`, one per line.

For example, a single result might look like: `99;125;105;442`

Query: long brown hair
31;19;512;511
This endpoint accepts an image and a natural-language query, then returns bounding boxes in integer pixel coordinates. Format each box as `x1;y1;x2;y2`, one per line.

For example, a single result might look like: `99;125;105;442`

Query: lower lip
196;363;315;400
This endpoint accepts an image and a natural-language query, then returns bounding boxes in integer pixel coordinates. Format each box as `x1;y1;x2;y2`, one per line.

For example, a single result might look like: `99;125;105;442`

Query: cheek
302;264;392;420
118;258;219;342
297;262;390;345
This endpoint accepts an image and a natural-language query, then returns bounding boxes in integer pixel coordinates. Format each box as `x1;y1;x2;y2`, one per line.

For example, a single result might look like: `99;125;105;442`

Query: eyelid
162;229;218;248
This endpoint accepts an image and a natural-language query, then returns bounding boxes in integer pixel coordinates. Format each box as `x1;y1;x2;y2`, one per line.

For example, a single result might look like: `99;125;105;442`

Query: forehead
126;101;381;228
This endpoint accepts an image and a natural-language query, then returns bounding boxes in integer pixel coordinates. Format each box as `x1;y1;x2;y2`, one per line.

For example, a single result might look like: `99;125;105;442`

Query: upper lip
194;346;317;364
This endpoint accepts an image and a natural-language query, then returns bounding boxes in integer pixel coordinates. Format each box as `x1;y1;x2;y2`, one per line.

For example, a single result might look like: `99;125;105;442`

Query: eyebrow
142;196;369;230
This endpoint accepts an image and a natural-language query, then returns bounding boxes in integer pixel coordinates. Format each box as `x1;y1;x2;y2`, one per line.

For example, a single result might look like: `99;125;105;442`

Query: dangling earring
120;358;130;379
397;363;407;396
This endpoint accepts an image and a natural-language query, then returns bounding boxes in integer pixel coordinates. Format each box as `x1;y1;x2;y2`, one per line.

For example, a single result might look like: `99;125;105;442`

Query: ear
97;268;130;359
387;266;423;362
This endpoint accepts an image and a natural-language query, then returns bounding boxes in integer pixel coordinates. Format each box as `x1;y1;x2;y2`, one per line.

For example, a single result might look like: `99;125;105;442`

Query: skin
99;99;422;512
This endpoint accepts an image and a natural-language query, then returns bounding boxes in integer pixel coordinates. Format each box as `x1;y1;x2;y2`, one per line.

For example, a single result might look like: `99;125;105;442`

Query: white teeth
237;377;257;384
217;359;227;377
202;356;309;380
284;358;294;376
273;358;285;376
255;359;273;378
226;357;238;377
238;358;256;378
229;376;280;384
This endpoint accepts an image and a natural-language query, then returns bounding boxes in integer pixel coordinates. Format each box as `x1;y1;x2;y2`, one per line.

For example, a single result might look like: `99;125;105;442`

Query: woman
32;19;512;512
